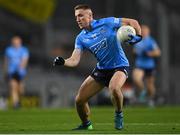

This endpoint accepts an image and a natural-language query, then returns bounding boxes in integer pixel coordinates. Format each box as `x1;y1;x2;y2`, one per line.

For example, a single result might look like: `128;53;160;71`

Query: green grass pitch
0;106;180;134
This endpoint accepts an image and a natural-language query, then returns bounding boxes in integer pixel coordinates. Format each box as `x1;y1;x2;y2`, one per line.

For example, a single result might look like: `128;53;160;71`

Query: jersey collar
84;19;97;33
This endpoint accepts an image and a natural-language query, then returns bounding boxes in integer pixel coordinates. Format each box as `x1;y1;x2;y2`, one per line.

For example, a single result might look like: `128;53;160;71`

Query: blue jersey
134;36;158;69
75;17;129;69
5;45;29;74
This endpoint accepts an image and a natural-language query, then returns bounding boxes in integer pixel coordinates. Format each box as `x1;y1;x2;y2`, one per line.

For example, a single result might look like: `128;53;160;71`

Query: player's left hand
53;56;65;66
126;34;142;45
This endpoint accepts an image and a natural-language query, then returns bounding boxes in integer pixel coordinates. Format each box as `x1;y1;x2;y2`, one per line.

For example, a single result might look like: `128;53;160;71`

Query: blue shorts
137;67;156;77
91;66;129;87
8;72;25;82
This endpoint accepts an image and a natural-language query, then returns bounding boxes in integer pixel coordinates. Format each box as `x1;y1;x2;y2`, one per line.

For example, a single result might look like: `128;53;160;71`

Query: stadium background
0;0;180;108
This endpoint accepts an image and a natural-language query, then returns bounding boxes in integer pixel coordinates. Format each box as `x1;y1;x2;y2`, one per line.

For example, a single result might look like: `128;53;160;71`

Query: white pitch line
62;122;180;126
95;123;180;126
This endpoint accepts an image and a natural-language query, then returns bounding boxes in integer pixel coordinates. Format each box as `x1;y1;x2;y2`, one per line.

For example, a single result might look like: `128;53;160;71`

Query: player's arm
20;49;29;69
53;48;82;67
64;49;82;67
121;18;141;35
20;57;29;69
147;47;161;57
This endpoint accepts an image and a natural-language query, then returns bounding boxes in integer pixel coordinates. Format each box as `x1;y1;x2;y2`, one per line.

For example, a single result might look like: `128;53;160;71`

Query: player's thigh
132;68;144;82
109;71;127;91
76;76;104;102
9;79;19;89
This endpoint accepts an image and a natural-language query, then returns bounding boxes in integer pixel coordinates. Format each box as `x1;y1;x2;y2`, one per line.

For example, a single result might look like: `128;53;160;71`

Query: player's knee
75;95;85;105
147;84;155;91
133;74;143;82
134;78;143;86
133;76;142;82
109;85;122;97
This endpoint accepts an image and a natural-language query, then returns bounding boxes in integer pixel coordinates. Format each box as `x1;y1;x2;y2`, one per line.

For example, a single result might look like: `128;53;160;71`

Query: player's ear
89;14;93;20
88;10;93;19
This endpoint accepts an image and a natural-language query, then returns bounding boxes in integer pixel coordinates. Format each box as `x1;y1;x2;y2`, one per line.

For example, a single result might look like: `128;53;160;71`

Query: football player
53;4;141;130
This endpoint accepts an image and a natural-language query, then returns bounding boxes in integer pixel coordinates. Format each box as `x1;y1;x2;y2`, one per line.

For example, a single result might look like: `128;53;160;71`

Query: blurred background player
4;36;29;109
132;25;161;107
53;4;142;130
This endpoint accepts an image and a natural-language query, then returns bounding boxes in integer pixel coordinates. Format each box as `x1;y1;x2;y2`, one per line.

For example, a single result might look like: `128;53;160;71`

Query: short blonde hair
74;4;91;11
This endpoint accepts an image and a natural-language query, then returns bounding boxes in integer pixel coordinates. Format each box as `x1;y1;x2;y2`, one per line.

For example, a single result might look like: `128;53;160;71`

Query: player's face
141;25;150;37
75;9;92;29
11;37;22;48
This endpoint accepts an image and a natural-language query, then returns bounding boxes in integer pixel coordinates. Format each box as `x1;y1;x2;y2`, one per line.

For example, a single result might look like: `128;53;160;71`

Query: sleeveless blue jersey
75;17;129;69
134;36;158;69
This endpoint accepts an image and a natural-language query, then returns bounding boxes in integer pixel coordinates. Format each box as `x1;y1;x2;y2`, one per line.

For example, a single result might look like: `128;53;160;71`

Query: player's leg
108;71;127;130
145;75;156;107
74;76;104;130
17;73;26;107
16;80;25;108
132;68;145;91
109;71;126;112
132;68;146;102
9;79;20;108
18;81;24;95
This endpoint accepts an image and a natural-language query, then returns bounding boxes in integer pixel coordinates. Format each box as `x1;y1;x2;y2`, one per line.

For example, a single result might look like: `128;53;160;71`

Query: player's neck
84;19;93;30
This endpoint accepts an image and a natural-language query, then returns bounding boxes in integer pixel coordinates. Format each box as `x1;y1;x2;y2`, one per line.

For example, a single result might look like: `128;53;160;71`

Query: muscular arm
64;48;82;67
121;18;141;35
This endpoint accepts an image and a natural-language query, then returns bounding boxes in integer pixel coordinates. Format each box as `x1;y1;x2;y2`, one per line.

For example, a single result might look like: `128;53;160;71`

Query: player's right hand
53;56;65;66
127;34;142;45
